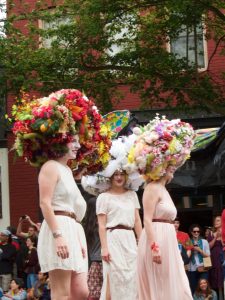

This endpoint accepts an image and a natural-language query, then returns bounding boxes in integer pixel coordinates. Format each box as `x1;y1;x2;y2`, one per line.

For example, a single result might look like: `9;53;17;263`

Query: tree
0;0;225;113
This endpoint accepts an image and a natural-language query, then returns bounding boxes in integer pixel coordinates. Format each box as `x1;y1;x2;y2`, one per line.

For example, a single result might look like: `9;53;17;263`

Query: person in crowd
130;118;194;299
174;217;193;268
83;197;103;300
204;226;213;240
189;224;211;294
96;169;142;300
207;216;224;299
82;134;144;300
16;216;39;239
0;278;27;300
193;278;218;300
27;271;50;300
24;236;39;289
37;134;89;300
0;230;17;292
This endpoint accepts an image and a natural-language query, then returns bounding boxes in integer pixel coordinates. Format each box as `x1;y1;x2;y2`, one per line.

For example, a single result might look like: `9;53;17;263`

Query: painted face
199;279;208;291
67;135;81;159
111;170;126;188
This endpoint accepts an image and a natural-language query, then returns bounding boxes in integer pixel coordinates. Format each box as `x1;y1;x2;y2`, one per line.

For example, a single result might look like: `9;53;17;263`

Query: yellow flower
99;141;105;155
168;138;177;154
100;124;111;137
128;146;135;163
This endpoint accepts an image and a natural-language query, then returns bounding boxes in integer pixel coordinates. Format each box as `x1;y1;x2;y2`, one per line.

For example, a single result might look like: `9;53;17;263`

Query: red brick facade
5;1;225;226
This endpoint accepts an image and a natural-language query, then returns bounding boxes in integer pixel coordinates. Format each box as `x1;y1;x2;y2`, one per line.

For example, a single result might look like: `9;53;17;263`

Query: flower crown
12;89;104;167
81;134;144;195
127;115;195;181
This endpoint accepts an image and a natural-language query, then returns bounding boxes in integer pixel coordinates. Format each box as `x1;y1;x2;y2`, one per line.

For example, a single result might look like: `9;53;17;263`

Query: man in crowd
0;229;17;292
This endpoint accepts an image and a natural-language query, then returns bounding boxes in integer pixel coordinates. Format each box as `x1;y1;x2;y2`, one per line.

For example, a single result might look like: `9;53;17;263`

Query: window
106;14;137;58
170;23;207;70
39;13;73;48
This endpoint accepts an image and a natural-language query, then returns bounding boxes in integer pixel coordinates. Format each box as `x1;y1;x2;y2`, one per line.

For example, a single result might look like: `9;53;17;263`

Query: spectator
16;216;39;239
193;278;218;300
24;236;39;289
0;230;17;292
207;216;224;299
204;226;213;240
174;217;193;268
0;278;27;300
83;197;103;300
27;272;50;300
188;224;211;294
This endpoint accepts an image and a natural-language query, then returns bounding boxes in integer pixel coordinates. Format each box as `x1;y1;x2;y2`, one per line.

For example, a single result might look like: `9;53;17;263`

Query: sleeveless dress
137;188;192;300
96;190;140;300
37;161;88;273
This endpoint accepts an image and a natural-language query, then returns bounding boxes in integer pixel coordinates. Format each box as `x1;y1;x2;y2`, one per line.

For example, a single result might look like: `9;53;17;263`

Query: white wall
0;148;10;229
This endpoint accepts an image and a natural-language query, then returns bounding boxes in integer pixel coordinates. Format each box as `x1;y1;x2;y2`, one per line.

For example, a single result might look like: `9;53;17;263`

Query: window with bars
170;23;207;69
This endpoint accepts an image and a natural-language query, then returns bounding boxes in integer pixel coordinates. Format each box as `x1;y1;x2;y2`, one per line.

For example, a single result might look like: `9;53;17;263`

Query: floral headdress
127;115;195;181
11;89;104;167
81;134;144;195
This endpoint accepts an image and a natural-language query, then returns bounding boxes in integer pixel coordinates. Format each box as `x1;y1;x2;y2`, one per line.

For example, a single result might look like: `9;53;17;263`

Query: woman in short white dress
37;135;89;300
96;169;142;300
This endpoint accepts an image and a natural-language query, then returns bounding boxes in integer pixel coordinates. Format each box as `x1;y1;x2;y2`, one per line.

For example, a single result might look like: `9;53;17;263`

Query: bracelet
52;230;63;239
151;242;160;253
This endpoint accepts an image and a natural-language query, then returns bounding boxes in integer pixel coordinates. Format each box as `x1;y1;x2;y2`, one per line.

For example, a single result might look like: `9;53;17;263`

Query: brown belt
54;210;77;220
152;218;174;224
107;225;133;232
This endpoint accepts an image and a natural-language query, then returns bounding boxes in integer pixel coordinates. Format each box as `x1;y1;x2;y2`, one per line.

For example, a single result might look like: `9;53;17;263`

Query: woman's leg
49;269;72;300
70;272;89;300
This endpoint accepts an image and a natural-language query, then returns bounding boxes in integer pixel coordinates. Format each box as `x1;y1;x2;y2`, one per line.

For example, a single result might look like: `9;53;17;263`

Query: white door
0;148;10;229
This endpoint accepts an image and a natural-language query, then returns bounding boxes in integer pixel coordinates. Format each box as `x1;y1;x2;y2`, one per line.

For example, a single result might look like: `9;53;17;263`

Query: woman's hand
101;247;111;263
55;236;69;259
151;242;162;264
193;246;202;253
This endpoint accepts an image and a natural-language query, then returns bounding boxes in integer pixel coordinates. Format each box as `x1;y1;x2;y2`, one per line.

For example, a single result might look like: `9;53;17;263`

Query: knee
73;288;89;300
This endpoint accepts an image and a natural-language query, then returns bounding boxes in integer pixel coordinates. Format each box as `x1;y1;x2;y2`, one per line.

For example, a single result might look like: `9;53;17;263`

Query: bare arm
39;161;69;259
97;214;111;263
16;219;28;238
143;183;161;264
143;183;160;245
134;209;142;241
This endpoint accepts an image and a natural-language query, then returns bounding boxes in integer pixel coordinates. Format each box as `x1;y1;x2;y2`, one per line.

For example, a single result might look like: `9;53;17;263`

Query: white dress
96;190;140;300
37;161;88;273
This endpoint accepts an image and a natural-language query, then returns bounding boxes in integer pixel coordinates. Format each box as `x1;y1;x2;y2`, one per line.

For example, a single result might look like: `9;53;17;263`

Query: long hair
195;279;213;297
83;197;98;250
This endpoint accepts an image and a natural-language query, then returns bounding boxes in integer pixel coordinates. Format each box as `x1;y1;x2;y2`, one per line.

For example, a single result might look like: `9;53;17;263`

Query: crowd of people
0;189;224;300
3;89;224;300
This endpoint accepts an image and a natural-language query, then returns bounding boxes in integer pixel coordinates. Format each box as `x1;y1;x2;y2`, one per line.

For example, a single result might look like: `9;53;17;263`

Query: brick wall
7;133;39;227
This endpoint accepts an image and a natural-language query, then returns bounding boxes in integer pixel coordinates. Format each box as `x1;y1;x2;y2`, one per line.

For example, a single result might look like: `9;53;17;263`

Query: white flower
83;95;89;102
133;127;142;136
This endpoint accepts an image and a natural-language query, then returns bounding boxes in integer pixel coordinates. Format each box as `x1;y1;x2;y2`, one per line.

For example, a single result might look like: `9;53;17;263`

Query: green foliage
0;0;225;113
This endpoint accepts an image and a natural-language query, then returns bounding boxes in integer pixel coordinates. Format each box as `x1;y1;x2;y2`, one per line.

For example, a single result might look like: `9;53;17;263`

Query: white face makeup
67;135;81;159
111;170;126;188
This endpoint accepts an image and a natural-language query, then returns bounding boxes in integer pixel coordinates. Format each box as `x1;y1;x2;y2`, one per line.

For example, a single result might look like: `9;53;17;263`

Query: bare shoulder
39;160;59;181
144;182;161;195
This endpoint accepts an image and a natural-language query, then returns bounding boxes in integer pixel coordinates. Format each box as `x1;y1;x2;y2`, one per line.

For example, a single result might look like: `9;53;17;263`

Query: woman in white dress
96;169;142;300
37;135;89;300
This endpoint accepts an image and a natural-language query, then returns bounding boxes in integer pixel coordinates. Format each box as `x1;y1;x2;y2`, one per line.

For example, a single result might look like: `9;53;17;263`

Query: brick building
0;1;225;230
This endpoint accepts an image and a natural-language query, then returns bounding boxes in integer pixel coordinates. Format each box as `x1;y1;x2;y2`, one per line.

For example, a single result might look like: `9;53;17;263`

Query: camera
20;215;27;220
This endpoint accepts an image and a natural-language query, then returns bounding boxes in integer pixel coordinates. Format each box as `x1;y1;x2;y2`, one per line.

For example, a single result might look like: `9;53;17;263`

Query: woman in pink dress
127;116;195;300
137;167;193;299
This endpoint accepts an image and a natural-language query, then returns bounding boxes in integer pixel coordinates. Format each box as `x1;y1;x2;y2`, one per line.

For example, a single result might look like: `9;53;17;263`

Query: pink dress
137;188;192;300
